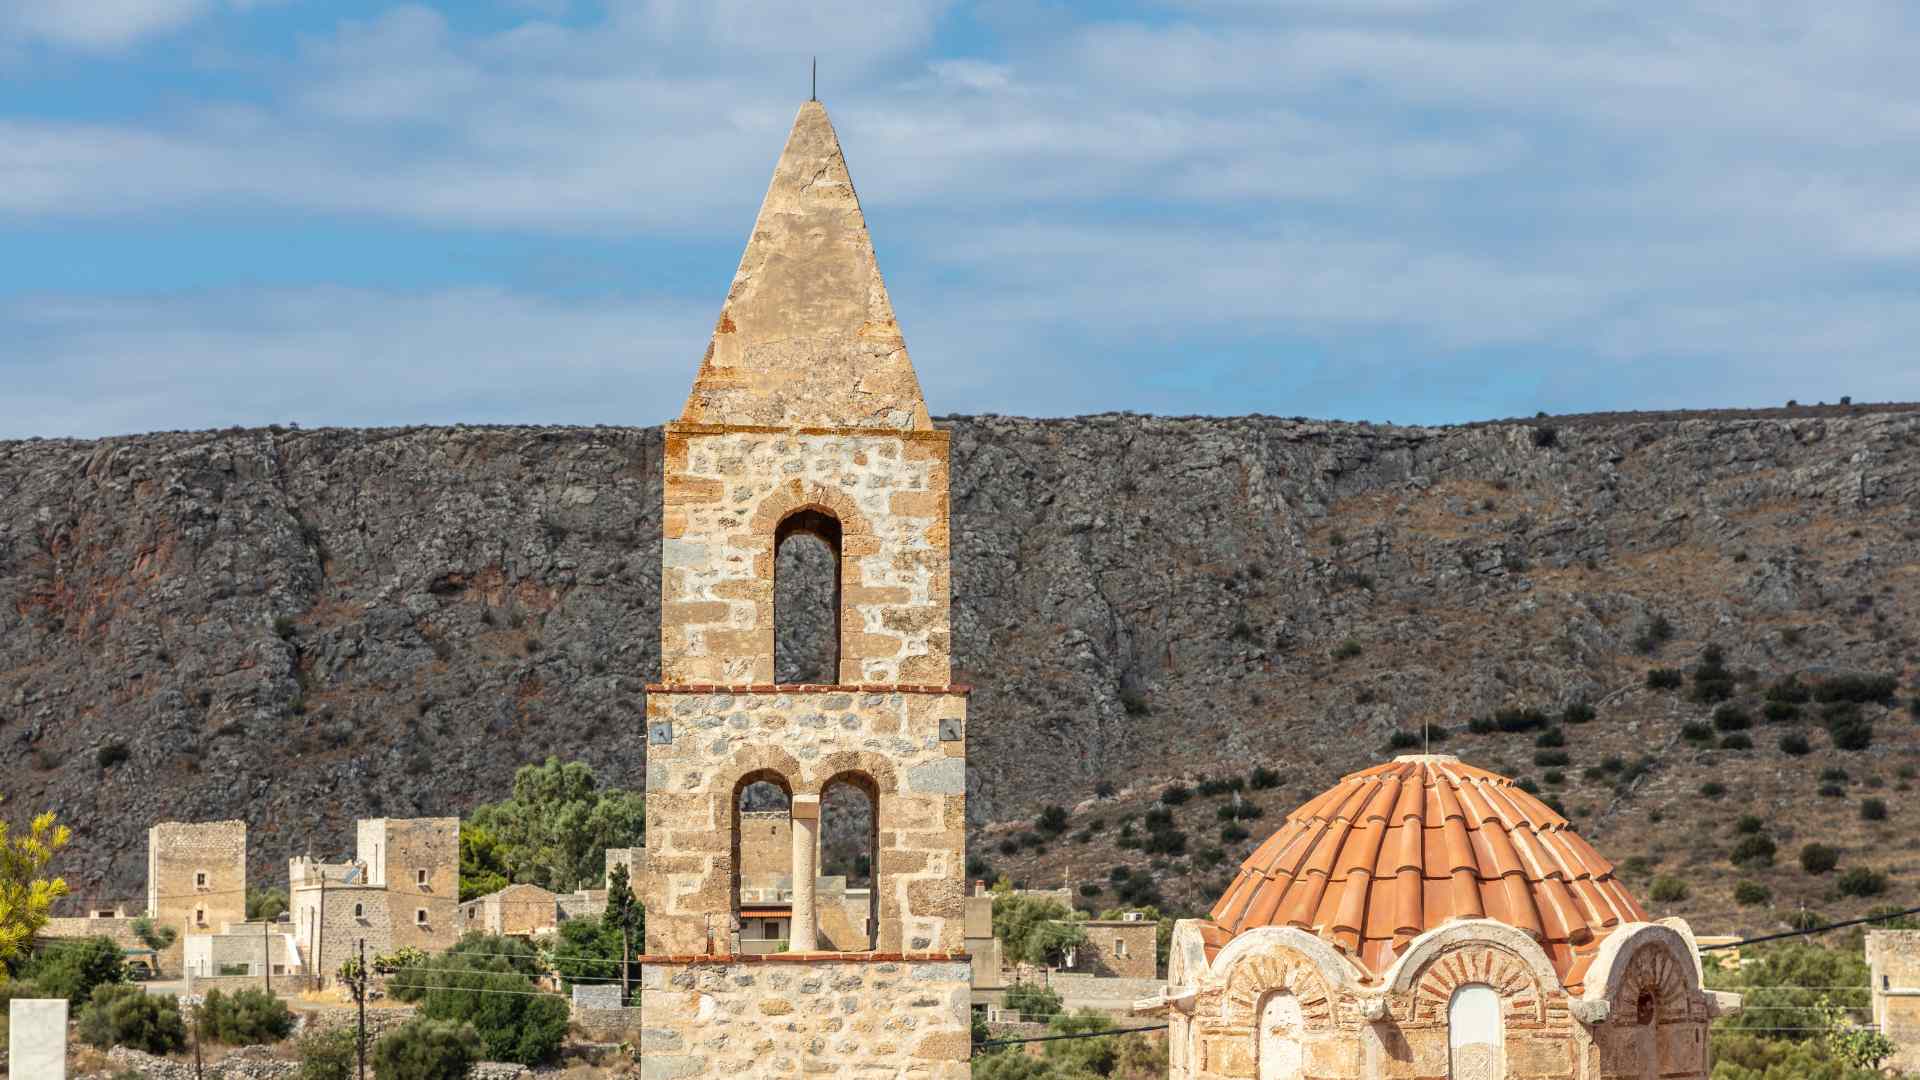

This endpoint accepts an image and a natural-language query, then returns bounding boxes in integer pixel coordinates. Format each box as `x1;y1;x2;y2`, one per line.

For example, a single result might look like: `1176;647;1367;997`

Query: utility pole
189;998;205;1080
356;938;368;1080
263;913;271;994
315;872;328;993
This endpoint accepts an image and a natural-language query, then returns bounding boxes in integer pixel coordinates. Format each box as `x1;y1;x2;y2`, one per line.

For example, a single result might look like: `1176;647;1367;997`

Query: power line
1699;903;1920;950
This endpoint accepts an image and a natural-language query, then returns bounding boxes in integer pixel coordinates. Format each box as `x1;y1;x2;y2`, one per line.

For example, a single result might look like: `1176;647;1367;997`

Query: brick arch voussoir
750;479;873;540
805;752;900;797
1218;946;1336;1034
722;747;805;800
1413;944;1549;1024
1615;943;1690;1022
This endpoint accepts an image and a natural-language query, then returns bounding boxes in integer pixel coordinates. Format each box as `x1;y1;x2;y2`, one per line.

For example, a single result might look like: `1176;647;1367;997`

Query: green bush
1646;668;1683;691
371;1019;482;1080
23;935;127;1006
1698;781;1727;800
75;984;187;1054
1648;876;1690;902
388;935;566;1065
1734;881;1772;906
297;1027;357;1080
1220;823;1250;844
1159;783;1191;806
1332;639;1363;661
1719;733;1753;750
1819;783;1845;798
1142;829;1186;856
1003;983;1064;1021
1780;732;1813;756
1767;676;1812;704
1735;814;1764;834
1680;722;1713;744
1731;834;1777;868
1533;749;1570;768
1535;728;1565;748
1800;843;1841;875
1824;706;1875;751
1763;700;1802;723
1861;798;1889;822
1387;731;1420;750
1713;705;1752;731
1562;702;1596;725
1248;766;1280;790
201;987;295;1045
1838;867;1888;898
1814;673;1898;705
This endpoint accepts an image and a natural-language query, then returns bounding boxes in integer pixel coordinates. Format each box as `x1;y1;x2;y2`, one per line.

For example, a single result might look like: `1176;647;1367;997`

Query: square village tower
637;100;973;1077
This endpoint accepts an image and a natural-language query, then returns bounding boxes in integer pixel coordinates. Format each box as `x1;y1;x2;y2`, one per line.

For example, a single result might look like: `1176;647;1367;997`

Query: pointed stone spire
678;101;932;431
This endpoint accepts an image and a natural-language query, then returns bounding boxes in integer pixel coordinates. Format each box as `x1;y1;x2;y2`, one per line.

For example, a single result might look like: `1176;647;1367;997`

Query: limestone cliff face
3;407;1917;915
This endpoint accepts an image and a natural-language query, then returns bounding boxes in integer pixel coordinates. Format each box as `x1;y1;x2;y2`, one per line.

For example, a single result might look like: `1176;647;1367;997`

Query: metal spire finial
811;57;817;101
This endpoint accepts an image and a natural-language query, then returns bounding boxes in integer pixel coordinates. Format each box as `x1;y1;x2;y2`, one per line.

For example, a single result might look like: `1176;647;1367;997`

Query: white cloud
1;287;710;438
0;0;283;51
3;0;1920;432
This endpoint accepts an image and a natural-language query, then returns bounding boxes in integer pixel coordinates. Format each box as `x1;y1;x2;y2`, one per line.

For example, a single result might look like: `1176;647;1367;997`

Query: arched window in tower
1255;990;1304;1080
1448;983;1504;1080
731;773;794;954
820;771;880;951
774;508;841;684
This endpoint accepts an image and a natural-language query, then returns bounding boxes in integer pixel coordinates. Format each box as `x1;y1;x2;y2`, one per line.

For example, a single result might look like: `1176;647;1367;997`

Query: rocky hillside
4;406;1917;935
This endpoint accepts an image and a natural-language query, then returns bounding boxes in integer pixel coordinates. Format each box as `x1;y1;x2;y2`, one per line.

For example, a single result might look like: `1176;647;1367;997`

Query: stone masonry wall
1869;931;1920;1073
293;884;391;985
641;687;966;956
660;427;952;686
147;820;246;977
361;817;459;952
1073;921;1157;980
738;810;793;892
638;956;969;1079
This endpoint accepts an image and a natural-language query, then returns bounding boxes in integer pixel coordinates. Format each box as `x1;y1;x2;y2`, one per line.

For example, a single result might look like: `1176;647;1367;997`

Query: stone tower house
637;100;971;1077
147;820;247;976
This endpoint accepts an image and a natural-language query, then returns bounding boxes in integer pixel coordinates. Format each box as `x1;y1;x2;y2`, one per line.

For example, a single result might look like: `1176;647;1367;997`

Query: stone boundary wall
639;956;969;1078
570;1005;642;1043
296;1004;417;1041
1044;973;1166;1013
183;974;275;996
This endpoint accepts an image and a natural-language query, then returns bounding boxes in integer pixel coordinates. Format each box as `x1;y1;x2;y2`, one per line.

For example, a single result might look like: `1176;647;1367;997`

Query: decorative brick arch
1613;942;1691;1024
1217;946;1338;1034
1409;943;1550;1026
805;751;900;795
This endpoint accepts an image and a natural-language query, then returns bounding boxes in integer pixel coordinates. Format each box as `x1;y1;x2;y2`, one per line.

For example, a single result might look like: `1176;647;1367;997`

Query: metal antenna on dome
811;57;817;101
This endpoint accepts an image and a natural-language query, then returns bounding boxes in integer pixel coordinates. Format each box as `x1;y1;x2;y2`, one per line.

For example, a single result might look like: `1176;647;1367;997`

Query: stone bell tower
637;100;971;1077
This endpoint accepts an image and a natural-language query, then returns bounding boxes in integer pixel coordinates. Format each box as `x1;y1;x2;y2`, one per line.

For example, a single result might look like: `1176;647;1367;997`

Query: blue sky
5;1;1919;438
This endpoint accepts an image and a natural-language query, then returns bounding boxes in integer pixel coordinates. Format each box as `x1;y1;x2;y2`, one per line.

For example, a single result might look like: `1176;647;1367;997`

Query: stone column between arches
789;794;820;952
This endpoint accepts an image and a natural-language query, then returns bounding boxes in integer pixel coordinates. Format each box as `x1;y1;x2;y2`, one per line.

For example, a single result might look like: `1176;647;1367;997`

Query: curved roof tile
1204;754;1647;990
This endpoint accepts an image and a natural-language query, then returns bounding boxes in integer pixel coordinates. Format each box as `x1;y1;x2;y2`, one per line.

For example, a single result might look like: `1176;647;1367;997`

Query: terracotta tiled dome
1206;754;1647;990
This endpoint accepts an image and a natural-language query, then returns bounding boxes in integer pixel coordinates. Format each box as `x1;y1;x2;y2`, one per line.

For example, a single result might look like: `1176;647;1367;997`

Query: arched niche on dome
1385;919;1562;1028
1190;927;1361;1080
1585;924;1708;1080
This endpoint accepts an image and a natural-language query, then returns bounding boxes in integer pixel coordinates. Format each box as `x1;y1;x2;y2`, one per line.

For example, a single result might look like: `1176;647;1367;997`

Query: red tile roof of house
1205;754;1647;990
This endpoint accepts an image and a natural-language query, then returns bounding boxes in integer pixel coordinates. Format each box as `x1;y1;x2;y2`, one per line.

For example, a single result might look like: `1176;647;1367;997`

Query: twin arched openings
774;506;842;685
729;768;879;954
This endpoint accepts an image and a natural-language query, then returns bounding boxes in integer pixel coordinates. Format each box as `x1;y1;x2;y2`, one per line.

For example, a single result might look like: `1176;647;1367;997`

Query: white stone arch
1580;923;1702;1010
1383;920;1563;999
1208;925;1368;1007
